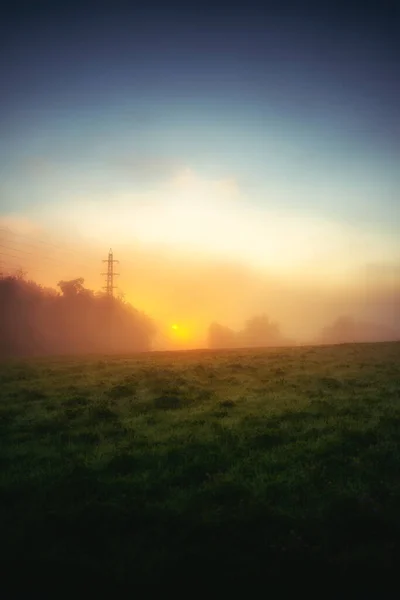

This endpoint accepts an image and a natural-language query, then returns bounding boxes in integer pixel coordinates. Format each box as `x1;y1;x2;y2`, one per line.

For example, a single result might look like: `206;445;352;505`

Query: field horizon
4;337;399;361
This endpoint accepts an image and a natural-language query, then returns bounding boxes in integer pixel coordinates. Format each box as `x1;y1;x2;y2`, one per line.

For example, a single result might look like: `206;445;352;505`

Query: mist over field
1;204;399;356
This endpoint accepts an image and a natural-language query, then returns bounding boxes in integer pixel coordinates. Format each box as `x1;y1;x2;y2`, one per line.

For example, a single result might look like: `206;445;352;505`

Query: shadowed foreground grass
1;342;400;593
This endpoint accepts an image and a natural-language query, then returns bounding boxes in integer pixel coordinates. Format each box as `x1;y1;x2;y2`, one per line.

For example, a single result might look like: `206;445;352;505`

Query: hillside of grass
1;342;400;593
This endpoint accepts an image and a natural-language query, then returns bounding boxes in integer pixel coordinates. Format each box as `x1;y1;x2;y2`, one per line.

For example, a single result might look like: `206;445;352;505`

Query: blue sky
1;1;399;253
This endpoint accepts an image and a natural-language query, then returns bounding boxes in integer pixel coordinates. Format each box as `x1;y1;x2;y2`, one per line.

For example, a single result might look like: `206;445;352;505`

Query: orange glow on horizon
1;211;399;350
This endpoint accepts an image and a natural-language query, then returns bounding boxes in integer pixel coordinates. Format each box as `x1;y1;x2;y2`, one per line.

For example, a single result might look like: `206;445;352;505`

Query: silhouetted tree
207;322;236;349
318;315;399;345
57;277;85;297
207;314;292;349
0;274;156;358
238;314;282;347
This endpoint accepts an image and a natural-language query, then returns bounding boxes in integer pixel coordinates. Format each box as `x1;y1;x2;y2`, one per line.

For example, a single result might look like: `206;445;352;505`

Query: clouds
28;168;400;282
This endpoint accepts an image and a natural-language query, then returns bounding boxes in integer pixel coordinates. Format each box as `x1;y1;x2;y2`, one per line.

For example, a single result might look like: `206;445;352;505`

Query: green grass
1;342;400;593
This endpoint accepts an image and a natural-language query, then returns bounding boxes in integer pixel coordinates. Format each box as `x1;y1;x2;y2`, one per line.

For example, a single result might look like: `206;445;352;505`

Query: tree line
207;315;294;349
0;273;156;358
317;315;399;345
207;314;399;349
1;272;397;358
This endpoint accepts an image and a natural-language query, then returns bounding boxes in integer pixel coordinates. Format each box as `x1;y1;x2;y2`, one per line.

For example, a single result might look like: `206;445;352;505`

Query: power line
0;246;94;273
0;231;98;273
0;243;33;256
0;250;25;262
0;227;97;267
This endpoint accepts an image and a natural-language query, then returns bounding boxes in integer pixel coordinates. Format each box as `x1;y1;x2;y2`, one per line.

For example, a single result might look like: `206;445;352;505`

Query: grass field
1;342;400;593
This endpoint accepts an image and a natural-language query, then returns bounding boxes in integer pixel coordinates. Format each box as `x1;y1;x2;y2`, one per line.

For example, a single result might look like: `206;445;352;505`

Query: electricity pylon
101;248;119;297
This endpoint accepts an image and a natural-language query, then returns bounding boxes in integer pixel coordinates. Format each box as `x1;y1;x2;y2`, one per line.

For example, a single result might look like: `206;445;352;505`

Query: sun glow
169;322;193;342
37;169;400;282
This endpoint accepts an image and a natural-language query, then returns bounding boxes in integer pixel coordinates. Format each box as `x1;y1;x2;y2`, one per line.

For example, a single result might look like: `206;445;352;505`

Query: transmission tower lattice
101;248;119;297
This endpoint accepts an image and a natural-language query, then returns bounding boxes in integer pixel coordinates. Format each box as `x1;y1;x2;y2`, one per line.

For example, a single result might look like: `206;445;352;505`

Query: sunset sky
1;1;399;347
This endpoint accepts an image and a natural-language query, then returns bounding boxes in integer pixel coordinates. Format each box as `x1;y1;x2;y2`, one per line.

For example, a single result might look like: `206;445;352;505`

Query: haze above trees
0;272;397;358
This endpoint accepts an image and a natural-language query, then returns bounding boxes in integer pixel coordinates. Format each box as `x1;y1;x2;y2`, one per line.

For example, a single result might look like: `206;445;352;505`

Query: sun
170;322;192;343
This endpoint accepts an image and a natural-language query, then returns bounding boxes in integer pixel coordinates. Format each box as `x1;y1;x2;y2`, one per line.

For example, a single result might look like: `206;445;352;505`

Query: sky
0;0;399;347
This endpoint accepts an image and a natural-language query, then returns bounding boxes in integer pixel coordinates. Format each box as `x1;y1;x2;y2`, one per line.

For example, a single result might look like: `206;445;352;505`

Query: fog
1;213;399;356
